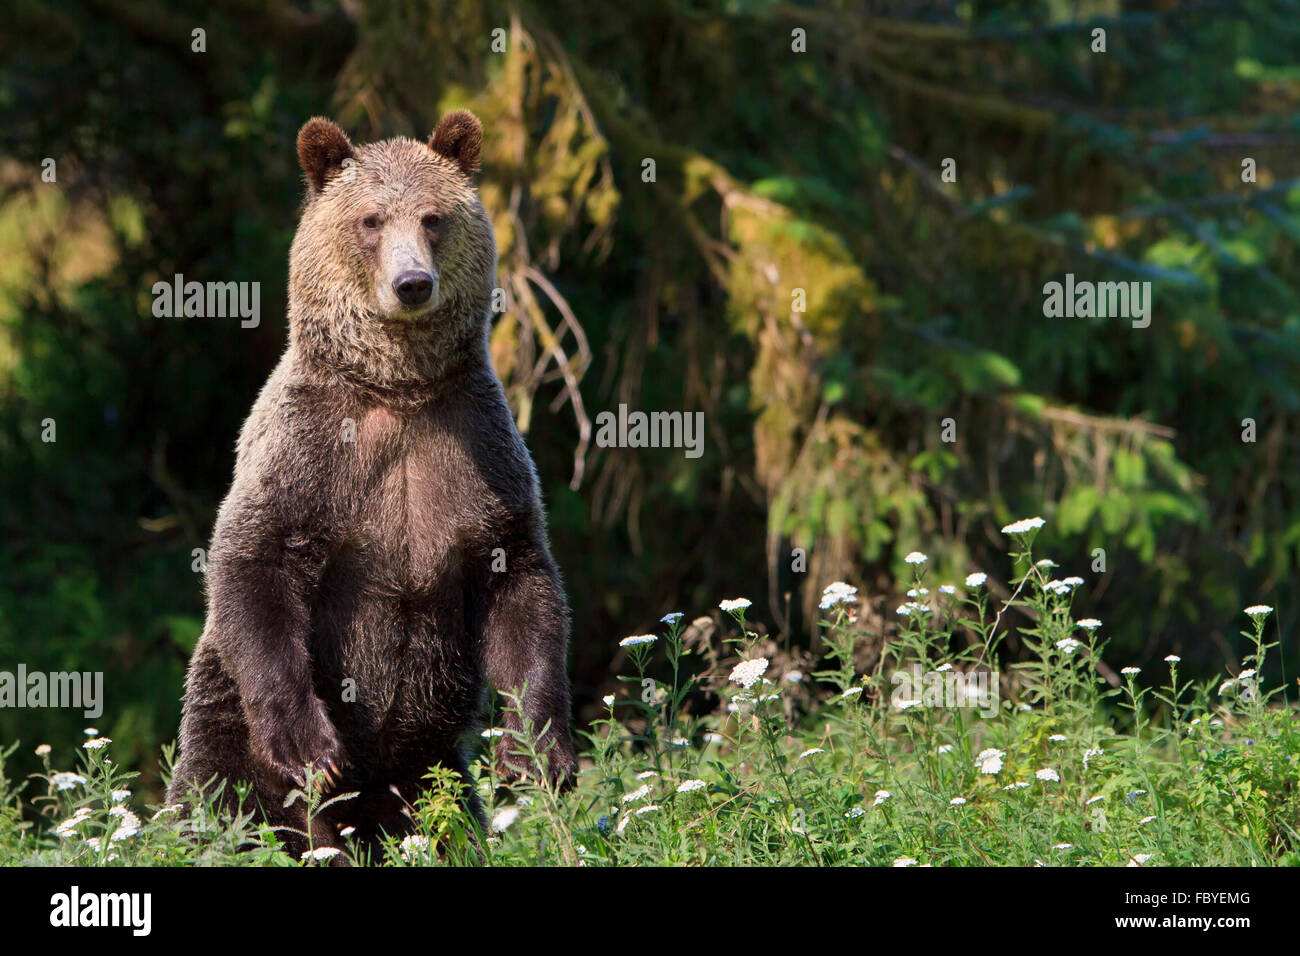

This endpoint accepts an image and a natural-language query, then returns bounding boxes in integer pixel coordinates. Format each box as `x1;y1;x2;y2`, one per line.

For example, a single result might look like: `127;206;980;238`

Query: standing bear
167;112;576;857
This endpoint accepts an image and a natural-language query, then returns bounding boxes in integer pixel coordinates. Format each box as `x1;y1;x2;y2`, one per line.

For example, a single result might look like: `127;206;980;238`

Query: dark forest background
1;0;1297;798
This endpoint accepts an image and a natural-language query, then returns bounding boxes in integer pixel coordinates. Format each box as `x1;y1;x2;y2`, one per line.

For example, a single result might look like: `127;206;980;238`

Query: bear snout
393;270;434;306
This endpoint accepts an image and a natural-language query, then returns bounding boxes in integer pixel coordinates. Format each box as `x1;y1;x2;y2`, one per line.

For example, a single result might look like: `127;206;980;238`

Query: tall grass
2;523;1295;866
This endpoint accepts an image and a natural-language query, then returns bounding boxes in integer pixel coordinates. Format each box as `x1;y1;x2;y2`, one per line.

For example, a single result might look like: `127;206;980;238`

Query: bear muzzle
393;270;435;307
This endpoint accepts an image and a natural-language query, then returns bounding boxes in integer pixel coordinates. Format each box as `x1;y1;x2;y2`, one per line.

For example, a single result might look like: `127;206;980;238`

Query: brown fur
167;112;575;859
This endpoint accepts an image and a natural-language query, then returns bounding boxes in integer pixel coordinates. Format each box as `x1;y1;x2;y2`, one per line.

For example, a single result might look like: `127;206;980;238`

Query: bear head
287;112;497;394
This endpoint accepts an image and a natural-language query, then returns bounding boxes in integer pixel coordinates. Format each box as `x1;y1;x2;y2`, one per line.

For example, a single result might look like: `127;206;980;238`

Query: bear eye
361;214;382;230
421;213;441;230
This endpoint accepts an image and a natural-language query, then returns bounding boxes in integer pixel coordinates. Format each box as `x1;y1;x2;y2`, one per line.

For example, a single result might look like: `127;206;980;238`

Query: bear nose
393;270;433;306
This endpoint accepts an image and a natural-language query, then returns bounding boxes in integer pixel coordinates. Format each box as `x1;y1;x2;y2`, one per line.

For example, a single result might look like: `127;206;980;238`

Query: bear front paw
495;735;577;792
249;697;346;791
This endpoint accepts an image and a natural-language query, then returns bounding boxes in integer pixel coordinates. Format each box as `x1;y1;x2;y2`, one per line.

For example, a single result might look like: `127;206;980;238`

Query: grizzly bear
167;112;576;858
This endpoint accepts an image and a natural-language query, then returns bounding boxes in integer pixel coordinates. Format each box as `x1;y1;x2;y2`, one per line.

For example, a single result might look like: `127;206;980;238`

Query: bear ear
428;110;482;177
297;117;355;195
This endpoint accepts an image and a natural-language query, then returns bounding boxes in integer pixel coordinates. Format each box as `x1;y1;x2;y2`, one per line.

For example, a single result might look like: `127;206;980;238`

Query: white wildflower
964;572;987;588
491;806;521;832
904;551;928;565
819;581;859;609
1001;517;1045;534
1035;768;1060;782
620;634;657;647
51;772;86;791
975;748;1005;774
676;779;706;793
718;598;752;613
398;834;430;860
873;790;892;806
729;657;769;689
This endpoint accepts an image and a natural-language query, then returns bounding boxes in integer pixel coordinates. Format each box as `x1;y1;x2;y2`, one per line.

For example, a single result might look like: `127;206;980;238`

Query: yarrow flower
904;551;928;565
1164;654;1181;663
893;857;918;867
799;748;824;759
895;602;931;616
845;808;865;819
840;686;864;699
949;797;967;806
51;772;86;791
1243;605;1273;618
873;790;892;807
398;835;430;860
906;587;930;598
964;572;987;588
1076;619;1102;630
1003;781;1030;791
1049;734;1067;742
819;581;859;610
602;694;615;707
1121;666;1141;676
939;585;956;595
936;744;954;755
492;806;521;832
54;807;92;838
729;657;769;689
1052;843;1074;851
1055;637;1083;655
676;779;706;793
302;846;340;862
1127;853;1156;866
975;748;1005;774
718;598;752;613
660;612;684;624
83;737;112;750
621;784;652;804
1001;516;1045;535
1035;768;1060;782
35;744;51;757
1082;746;1103;770
620;634;657;647
635;805;661;816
